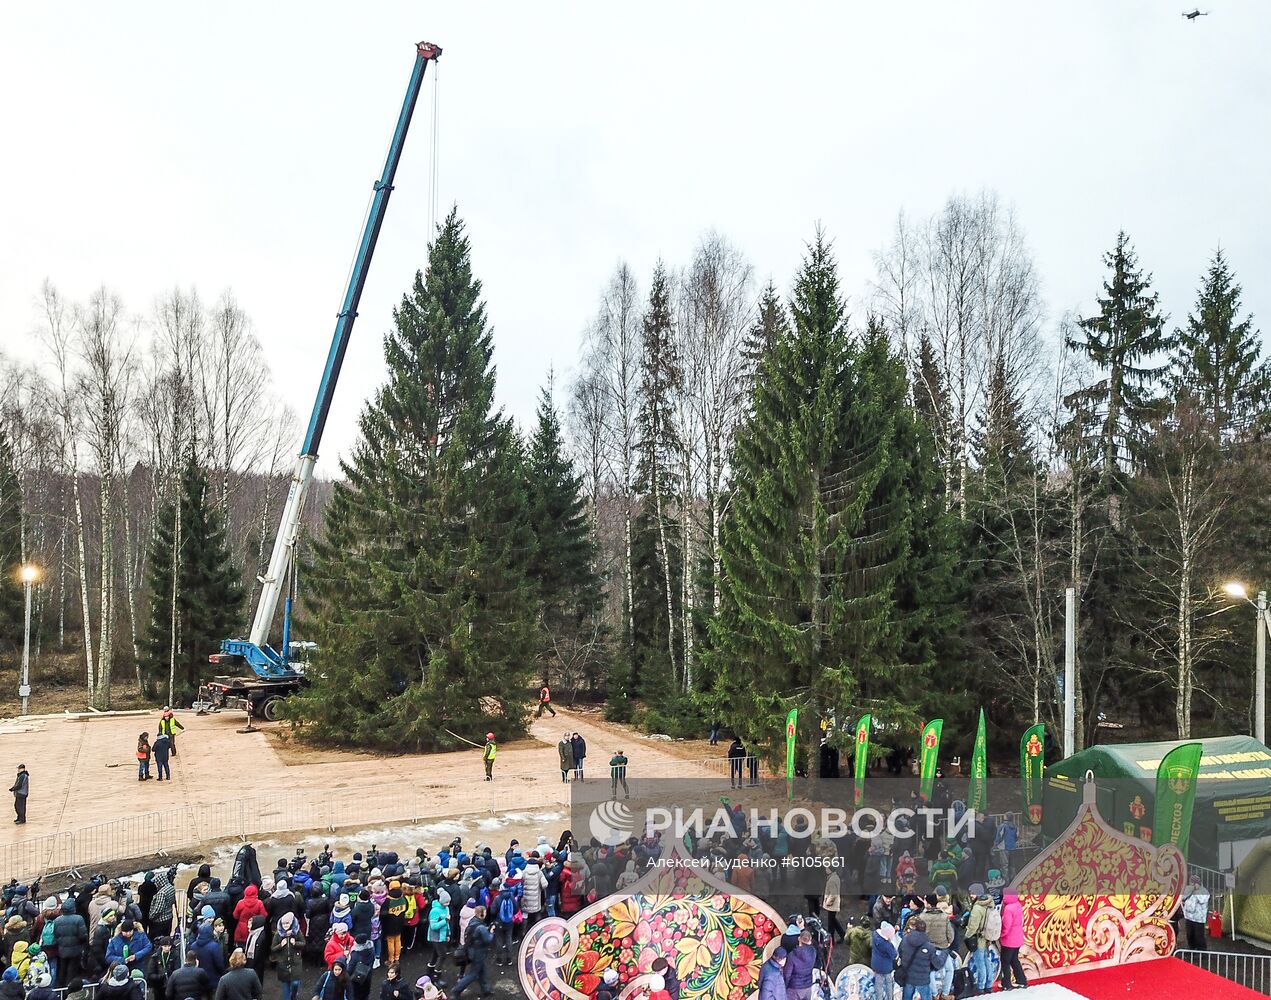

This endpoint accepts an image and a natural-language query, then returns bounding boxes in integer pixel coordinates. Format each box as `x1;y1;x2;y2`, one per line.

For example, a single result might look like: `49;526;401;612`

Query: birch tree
75;286;137;708
585;264;642;667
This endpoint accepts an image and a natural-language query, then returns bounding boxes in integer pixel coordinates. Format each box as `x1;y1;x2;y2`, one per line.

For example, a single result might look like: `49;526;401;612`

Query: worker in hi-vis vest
536;684;556;718
483;733;497;781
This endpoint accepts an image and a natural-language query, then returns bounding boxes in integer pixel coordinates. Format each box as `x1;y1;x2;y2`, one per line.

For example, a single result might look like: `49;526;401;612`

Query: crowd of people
0;792;1039;1000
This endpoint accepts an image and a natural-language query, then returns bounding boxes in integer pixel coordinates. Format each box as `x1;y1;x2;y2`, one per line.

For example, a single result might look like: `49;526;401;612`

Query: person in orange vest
536;684;556;718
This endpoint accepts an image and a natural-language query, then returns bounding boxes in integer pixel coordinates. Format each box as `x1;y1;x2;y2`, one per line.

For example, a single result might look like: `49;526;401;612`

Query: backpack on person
40;918;56;949
498;893;516;926
350;955;373;986
984;905;1003;943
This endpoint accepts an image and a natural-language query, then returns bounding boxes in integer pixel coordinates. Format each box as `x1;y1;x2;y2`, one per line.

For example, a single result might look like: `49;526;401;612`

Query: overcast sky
2;2;1268;477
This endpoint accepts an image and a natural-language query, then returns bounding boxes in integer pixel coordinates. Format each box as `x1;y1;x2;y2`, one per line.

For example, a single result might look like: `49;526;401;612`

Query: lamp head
1224;581;1249;601
19;564;38;584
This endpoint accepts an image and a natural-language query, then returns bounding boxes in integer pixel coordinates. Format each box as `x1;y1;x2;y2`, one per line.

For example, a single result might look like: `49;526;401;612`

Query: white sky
2;2;1268;477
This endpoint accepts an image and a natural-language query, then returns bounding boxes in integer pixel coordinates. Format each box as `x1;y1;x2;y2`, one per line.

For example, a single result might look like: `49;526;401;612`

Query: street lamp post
19;564;38;717
1225;582;1269;745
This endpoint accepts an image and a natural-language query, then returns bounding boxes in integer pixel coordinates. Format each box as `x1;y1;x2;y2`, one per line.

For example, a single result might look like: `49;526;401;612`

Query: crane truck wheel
259;696;285;722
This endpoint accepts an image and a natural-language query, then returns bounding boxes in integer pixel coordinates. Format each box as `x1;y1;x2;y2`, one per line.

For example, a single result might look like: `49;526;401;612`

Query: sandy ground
0;704;713;849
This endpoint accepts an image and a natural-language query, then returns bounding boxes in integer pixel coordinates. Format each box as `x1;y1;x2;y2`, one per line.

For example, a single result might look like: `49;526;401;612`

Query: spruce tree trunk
651;472;677;683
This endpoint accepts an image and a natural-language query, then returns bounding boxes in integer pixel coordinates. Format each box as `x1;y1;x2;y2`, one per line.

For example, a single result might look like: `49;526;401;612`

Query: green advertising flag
853;714;872;806
1153;741;1203;856
785;708;798;801
968;709;988;813
918;719;943;801
1020;724;1046;825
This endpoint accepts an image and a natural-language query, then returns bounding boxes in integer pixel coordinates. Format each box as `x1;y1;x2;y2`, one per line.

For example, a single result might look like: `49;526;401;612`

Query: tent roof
1050;734;1271;803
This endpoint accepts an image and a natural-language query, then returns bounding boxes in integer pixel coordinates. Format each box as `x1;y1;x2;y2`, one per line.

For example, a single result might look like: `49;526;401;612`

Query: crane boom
227;41;441;677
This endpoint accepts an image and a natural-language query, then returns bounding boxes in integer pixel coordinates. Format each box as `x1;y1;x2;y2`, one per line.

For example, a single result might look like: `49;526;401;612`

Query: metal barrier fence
1175;949;1271;994
1187;862;1231;896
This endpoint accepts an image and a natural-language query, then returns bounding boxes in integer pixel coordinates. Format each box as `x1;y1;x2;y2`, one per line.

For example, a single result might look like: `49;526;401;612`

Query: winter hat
968;883;985;898
26;943;40;955
1;969;17;983
42;897;58;911
130;969;146;982
35;972;52;989
879;922;896;941
200;905;216;919
437;889;451;906
108;965;130;985
332;922;349;936
61;899;75;915
355;933;369;945
772;947;788;960
338;894;350;909
279;912;297;931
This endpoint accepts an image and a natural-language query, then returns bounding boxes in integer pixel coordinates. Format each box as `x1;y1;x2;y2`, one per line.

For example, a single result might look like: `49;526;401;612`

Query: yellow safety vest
484;741;497;761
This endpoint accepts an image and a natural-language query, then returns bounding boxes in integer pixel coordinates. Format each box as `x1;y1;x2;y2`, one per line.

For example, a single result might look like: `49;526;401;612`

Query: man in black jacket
451;908;493;999
165;953;211;1000
9;765;28;824
52;899;89;988
570;734;587;783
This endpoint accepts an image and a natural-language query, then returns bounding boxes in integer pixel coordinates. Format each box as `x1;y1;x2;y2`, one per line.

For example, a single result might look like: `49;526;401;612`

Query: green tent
1042;735;1271;871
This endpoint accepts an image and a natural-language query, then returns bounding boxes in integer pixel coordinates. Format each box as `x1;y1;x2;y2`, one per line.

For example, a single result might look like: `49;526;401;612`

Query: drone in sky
1181;8;1210;19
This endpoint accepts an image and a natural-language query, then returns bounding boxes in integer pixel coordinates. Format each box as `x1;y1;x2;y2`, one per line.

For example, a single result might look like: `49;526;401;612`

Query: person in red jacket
232;886;267;948
324;923;355;969
999;891;1027;990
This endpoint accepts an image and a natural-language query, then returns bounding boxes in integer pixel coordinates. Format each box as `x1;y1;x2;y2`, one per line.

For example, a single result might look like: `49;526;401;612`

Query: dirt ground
0;703;711;850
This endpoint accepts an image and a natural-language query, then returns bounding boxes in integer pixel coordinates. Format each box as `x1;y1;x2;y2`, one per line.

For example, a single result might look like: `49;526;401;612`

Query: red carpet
1032;956;1266;999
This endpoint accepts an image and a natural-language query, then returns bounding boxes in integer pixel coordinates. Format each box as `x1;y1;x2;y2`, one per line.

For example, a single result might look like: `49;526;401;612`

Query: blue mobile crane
200;41;442;721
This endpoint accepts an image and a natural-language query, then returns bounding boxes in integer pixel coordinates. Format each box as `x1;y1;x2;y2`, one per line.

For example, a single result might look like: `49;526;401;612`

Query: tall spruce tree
0;429;23;655
290;210;537;750
526;378;603;690
741;279;790;381
632;263;683;698
141;454;244;700
704;233;912;780
864;318;966;720
1065;232;1171;482
1172;249;1269;441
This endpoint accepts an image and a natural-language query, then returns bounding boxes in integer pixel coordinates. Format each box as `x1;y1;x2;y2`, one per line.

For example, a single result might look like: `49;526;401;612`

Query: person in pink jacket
999;892;1028;990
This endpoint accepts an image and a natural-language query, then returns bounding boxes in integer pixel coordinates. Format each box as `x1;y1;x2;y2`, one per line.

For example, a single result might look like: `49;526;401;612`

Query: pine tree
0;428;23;656
973;355;1037;483
913;332;953;489
741;279;790;381
865;318;966;714
141;454;245;700
526;378;603;690
632;263;683;698
704;233;912;779
289;210;538;750
1172;249;1269;441
1065;232;1171;482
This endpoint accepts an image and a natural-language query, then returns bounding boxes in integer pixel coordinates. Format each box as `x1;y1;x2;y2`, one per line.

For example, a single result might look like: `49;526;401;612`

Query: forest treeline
2;191;1269;762
0;284;329;705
